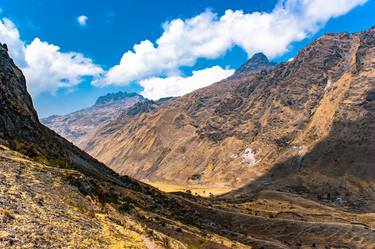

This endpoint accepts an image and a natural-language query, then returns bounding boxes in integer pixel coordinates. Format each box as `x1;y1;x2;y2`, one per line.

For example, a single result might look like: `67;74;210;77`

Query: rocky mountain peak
94;91;143;106
234;52;277;76
0;42;39;140
42;91;149;149
247;52;269;64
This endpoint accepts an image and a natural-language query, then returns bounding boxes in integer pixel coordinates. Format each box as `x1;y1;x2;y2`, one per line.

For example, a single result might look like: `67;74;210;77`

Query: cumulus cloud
96;0;367;87
77;15;88;26
0;18;26;66
23;38;103;95
0;18;103;96
139;66;234;100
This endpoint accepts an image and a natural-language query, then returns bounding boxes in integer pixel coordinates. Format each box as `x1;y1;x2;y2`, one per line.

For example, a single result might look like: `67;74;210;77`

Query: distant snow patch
242;148;258;166
324;79;332;91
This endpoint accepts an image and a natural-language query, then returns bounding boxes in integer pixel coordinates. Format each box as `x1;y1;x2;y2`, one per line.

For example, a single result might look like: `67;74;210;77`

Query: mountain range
1;26;375;248
74;27;375;214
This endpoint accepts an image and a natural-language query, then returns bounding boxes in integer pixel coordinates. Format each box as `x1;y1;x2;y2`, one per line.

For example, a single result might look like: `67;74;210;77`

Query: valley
0;19;374;249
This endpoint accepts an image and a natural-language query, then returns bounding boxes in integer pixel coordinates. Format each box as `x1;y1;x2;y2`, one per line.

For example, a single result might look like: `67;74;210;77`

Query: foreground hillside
86;27;375;207
1;145;375;248
0;145;257;248
0;146;169;248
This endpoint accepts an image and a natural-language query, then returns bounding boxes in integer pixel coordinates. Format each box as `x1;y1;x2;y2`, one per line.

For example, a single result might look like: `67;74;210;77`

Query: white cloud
139;66;234;100
0;18;103;97
77;15;88;26
23;38;103;96
0;18;26;67
96;0;367;87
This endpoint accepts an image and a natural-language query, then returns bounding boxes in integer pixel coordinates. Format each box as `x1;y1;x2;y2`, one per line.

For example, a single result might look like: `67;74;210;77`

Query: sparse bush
119;201;133;212
162;236;171;248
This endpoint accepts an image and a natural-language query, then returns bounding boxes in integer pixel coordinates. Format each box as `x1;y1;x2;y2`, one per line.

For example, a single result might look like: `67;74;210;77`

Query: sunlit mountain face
0;1;374;248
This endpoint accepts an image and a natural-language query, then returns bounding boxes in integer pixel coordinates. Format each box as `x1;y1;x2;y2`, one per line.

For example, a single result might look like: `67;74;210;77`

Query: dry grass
144;181;231;197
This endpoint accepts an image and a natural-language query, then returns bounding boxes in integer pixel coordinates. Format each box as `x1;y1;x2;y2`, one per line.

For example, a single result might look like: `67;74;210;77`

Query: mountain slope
86;27;375;209
0;42;252;248
1;33;375;248
42;92;145;149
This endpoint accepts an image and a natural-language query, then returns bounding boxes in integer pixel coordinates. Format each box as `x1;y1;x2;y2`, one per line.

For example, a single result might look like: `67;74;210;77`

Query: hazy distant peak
94;91;144;106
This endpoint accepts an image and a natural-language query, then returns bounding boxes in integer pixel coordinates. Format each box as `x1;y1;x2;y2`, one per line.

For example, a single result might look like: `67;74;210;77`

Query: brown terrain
85;27;375;211
1;26;375;248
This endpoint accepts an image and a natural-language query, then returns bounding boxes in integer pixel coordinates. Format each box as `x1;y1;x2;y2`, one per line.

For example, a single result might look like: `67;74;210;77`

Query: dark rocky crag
233;52;277;77
94;91;143;106
0;43;129;184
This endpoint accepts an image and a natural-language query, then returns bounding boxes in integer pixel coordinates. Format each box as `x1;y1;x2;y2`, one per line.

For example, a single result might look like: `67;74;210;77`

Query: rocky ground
0;145;252;249
0;146;172;248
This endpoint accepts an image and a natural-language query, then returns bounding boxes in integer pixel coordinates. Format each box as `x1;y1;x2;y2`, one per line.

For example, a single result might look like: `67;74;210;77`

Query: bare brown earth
86;27;375;211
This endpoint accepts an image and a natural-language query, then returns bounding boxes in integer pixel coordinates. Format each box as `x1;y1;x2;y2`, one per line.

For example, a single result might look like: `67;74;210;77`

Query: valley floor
144;181;232;197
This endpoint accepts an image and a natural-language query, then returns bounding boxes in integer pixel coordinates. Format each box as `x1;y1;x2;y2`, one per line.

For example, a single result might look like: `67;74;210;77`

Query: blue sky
0;0;373;118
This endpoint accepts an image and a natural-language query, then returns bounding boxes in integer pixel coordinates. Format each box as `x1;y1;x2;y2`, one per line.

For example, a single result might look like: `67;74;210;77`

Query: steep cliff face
86;27;375;207
0;43;129;184
0;44;39;141
42;92;145;149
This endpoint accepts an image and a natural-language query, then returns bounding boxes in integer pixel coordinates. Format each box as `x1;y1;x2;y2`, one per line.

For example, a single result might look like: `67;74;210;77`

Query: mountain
41;92;145;149
86;27;375;212
0;41;252;248
233;52;277;77
0;43;127;183
95;91;142;106
1;30;375;248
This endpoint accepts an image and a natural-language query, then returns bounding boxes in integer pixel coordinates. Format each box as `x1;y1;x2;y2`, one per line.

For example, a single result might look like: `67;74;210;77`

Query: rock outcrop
233;52;276;77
